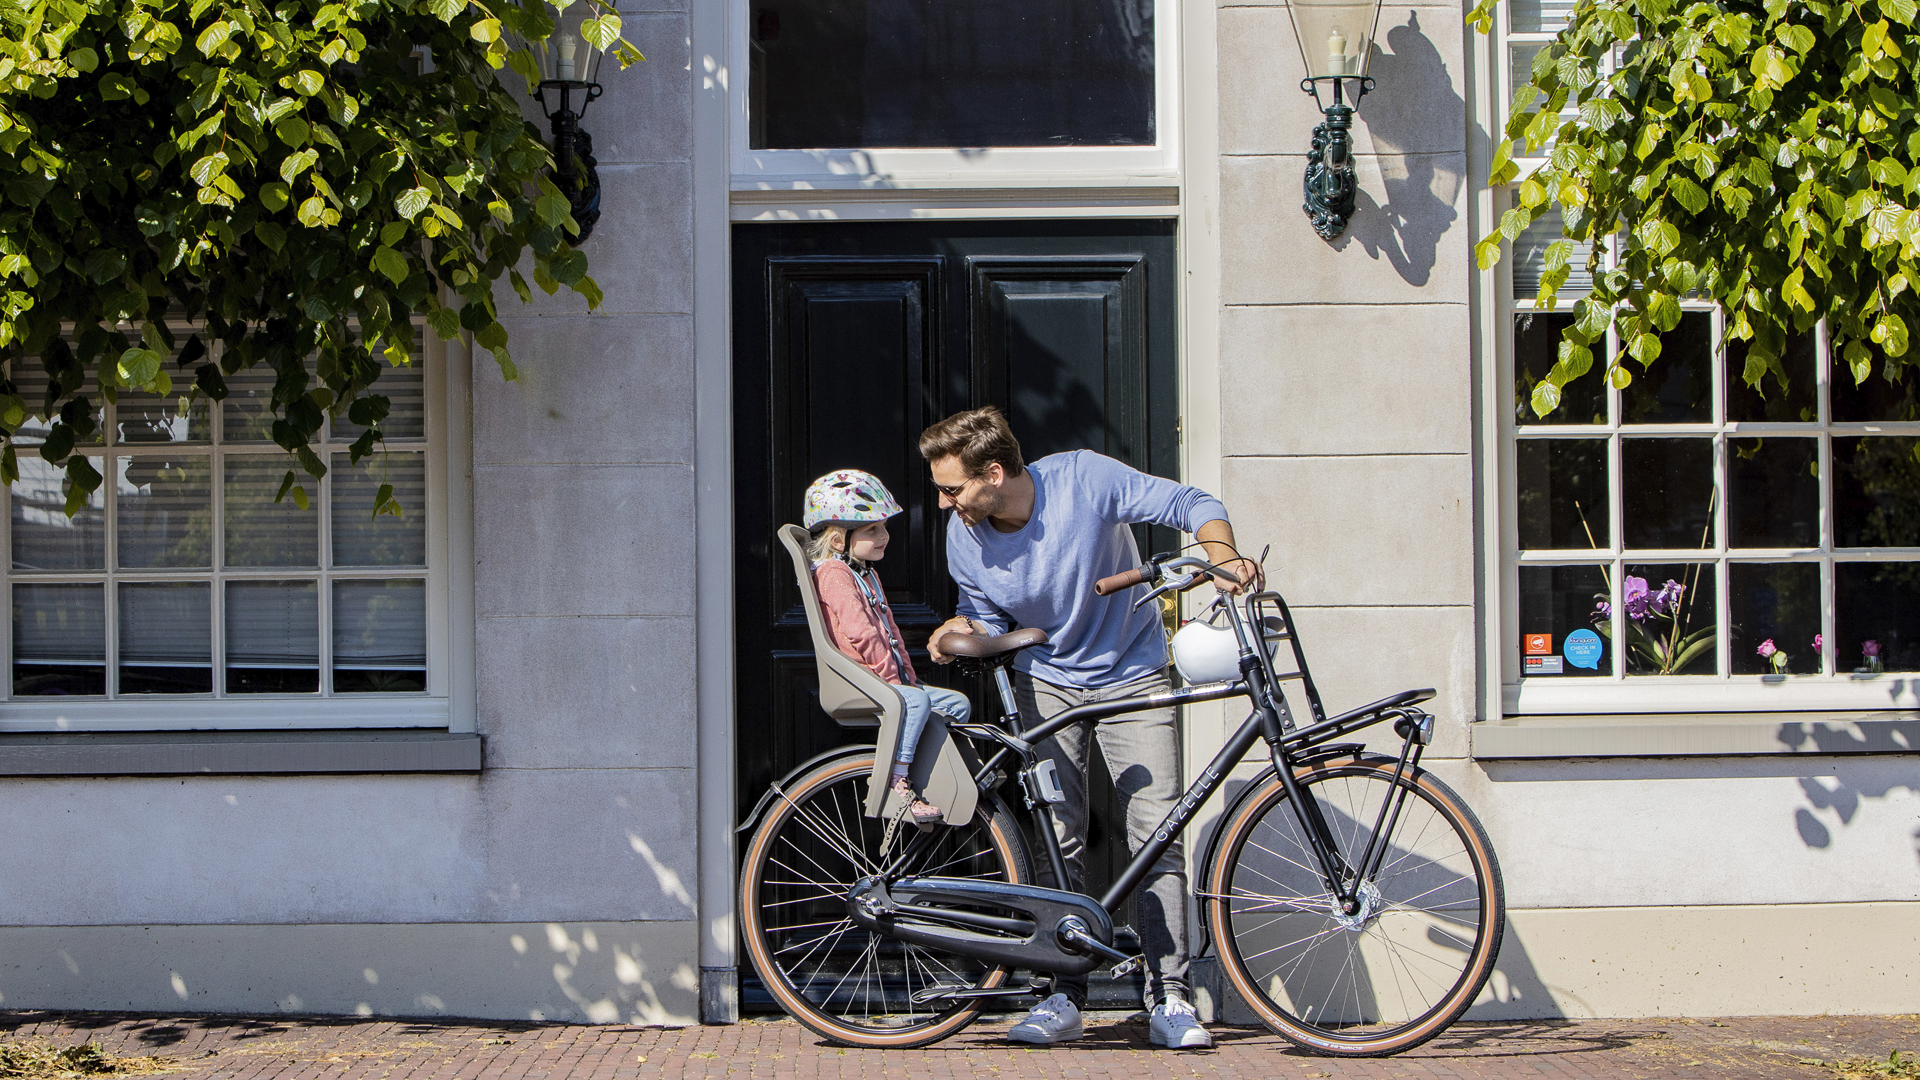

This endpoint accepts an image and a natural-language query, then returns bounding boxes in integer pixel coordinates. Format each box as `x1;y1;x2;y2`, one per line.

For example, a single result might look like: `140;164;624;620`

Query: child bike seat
775;524;980;825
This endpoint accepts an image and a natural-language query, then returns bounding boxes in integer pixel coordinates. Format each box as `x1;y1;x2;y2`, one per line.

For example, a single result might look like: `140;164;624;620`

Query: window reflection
117;392;211;444
13;582;105;695
1620;563;1716;676
1516;439;1607;549
1725;332;1817;424
1513;312;1604;425
1728;563;1819;675
1518;564;1611;676
119;582;213;694
1831;350;1920;423
225;457;320;568
1726;438;1818;549
225;580;319;693
11;457;106;572
1621;438;1714;550
333;579;426;693
1832;436;1920;548
1835;562;1920;672
748;0;1155;149
118;457;213;568
1620;311;1713;424
331;452;426;567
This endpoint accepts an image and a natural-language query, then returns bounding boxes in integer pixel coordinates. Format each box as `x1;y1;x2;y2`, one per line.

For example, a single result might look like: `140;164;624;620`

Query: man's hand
1195;519;1265;595
926;616;977;664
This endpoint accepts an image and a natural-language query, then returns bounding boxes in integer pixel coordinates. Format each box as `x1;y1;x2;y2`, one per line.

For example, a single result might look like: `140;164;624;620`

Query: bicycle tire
739;750;1033;1048
1206;754;1504;1056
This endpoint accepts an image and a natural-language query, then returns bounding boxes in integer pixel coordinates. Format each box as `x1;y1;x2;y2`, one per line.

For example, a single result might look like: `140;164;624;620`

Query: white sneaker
1149;997;1213;1049
1007;993;1083;1044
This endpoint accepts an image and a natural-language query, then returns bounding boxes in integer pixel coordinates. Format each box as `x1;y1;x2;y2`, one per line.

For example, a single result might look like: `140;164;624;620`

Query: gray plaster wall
0;3;702;1025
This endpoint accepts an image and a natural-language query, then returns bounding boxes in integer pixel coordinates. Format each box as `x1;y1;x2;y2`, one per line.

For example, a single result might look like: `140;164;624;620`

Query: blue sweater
947;451;1230;689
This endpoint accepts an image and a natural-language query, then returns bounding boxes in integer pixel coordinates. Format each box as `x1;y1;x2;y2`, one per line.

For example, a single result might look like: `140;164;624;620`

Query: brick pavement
2;1010;1915;1079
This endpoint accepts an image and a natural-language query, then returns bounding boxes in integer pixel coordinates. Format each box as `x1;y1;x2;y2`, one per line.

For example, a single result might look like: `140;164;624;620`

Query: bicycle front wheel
1206;754;1504;1056
739;751;1032;1048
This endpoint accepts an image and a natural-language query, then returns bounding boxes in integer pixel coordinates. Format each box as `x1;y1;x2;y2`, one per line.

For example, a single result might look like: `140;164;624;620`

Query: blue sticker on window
1563;628;1603;670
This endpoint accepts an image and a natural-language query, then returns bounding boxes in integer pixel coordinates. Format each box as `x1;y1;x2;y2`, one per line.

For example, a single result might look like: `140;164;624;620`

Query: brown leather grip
1094;567;1147;596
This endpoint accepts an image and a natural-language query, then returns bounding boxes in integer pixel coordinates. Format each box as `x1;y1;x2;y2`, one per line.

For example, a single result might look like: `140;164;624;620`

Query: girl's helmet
803;469;904;529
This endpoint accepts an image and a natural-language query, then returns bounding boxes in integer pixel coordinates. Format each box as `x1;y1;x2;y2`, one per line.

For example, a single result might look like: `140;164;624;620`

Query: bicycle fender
1191;743;1378;959
734;744;875;836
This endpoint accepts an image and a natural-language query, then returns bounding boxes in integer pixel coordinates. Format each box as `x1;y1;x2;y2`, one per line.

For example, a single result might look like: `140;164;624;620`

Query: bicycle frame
874;564;1439;972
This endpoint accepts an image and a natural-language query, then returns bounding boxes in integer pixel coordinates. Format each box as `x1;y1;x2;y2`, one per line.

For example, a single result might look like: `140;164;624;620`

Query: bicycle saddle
935;627;1048;658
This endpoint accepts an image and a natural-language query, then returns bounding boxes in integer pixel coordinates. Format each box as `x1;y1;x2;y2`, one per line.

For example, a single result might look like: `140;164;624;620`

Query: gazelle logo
1155;762;1221;844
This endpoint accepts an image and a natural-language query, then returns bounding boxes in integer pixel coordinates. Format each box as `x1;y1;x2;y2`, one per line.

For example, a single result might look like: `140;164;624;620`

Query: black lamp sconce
530;28;604;243
1284;0;1387;240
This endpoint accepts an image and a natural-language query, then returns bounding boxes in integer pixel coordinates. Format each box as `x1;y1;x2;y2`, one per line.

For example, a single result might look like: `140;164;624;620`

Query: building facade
0;0;1913;1024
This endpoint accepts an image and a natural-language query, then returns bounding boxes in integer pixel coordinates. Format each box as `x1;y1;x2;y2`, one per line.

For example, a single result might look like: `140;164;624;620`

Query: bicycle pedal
1109;954;1146;978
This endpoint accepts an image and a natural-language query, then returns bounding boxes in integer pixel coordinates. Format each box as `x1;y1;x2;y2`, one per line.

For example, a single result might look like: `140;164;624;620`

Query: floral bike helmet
803;469;903;529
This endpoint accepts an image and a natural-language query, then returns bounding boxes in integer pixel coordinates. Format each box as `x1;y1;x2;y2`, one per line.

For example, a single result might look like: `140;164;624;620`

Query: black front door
731;220;1179;995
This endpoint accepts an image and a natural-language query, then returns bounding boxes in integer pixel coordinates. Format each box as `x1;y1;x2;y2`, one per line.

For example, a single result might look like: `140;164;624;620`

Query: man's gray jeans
1015;669;1189;1009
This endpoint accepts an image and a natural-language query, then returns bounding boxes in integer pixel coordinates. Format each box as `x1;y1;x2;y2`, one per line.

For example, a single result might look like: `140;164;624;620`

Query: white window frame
728;0;1181;192
0;324;457;732
1487;5;1920;715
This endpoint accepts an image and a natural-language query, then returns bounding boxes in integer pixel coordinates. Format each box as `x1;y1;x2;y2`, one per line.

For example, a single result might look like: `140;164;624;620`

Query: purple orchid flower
1650;579;1685;617
1862;639;1882;658
1622;576;1651;622
1756;639;1777;659
1812;634;1824;654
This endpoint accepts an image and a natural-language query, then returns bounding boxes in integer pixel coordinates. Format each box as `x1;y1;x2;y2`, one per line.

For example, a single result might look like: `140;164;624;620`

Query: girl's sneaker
1148;997;1213;1049
1007;993;1082;1044
890;776;943;823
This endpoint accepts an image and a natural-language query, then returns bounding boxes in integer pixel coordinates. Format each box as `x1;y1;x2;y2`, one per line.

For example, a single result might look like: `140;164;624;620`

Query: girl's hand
927;617;976;663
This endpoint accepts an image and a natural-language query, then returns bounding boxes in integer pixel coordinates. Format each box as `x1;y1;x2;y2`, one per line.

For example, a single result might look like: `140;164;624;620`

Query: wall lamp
526;19;606;242
1283;0;1386;240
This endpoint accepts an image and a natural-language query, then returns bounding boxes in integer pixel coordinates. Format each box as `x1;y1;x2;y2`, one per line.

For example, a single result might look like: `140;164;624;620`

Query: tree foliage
0;0;637;513
1470;0;1920;419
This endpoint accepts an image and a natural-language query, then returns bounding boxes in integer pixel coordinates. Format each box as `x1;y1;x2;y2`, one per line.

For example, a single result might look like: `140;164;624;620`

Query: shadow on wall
1776;717;1920;857
1340;11;1466;286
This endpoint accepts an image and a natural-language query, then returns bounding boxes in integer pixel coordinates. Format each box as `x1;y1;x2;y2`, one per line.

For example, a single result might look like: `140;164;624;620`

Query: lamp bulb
1327;26;1349;75
555;31;579;81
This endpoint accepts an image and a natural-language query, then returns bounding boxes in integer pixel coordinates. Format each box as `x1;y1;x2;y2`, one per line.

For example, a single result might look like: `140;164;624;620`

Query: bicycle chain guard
845;875;1117;976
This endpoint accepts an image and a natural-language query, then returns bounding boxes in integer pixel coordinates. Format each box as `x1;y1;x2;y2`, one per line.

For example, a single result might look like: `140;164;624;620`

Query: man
921;406;1262;1050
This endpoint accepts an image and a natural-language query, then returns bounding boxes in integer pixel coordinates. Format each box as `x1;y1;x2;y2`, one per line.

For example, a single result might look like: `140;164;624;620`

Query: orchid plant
1591;572;1715;675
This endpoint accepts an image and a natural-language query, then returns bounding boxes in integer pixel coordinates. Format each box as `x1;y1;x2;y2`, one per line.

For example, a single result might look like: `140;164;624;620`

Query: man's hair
918;406;1026;478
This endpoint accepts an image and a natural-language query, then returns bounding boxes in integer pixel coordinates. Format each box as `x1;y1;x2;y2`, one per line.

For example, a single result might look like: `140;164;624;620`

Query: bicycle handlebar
1093;567;1147;596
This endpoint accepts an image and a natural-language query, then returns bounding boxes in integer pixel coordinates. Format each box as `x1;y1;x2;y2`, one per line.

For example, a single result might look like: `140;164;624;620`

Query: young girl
804;469;971;823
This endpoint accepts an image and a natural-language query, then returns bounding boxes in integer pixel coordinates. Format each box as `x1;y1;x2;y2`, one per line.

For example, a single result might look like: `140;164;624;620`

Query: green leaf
1668;176;1709;215
69;47;98;72
470;17;501;42
395;186;432;219
372;481;399;519
1610;364;1634;389
260;182;291;211
293;69;325;95
582;14;620;49
380;221;410;246
63;456;102;519
534;193;571;226
196;19;233;55
280;148;319;184
427;306;461;339
1883;0;1918;24
189;152;231;188
1876;313;1910;356
297;195;328;227
276;117;310;147
371;246;410;285
1530;378;1563;418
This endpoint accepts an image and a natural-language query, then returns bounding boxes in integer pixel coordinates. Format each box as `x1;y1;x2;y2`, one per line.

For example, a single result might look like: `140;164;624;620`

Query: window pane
1725;332;1817;424
1510;0;1576;33
1621;438;1715;550
117;391;211;444
1516;439;1608;549
1621;311;1713;424
7;359;103;446
225;580;318;693
1514;312;1605;425
1833;436;1920;548
1517;564;1610;676
118;582;213;694
11;456;106;571
1726;437;1818;549
331;452;426;567
333;579;426;693
13;582;105;695
1835;562;1920;673
1831;350;1920;423
1511;210;1593;296
748;0;1155;149
117;456;213;568
224;457;320;568
1728;563;1819;676
335;329;425;442
1621;563;1716;676
222;359;317;444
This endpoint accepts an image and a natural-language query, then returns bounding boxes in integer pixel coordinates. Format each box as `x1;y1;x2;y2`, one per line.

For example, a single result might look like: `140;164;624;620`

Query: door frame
689;0;1228;1022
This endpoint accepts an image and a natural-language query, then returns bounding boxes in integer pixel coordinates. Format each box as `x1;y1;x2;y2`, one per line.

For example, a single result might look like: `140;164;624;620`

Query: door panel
733;221;1178;1004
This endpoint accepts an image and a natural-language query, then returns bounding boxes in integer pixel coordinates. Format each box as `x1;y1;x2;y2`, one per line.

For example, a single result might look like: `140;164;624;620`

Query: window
1493;8;1920;713
2;324;451;731
731;0;1178;186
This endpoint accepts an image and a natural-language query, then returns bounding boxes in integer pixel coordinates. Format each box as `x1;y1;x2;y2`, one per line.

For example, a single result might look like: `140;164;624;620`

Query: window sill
0;729;483;777
1473;711;1920;759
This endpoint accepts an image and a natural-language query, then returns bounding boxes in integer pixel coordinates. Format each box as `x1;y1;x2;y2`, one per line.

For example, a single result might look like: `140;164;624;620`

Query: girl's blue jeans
893;684;971;765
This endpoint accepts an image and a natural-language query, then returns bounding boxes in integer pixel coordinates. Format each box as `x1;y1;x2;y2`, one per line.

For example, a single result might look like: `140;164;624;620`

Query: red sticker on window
1523;633;1553;655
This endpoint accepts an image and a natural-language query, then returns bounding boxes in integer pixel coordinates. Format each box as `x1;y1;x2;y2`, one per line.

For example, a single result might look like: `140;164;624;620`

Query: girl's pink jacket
812;559;918;686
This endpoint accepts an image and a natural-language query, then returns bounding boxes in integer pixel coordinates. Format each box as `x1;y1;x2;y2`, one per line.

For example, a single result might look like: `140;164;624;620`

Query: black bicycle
737;553;1504;1056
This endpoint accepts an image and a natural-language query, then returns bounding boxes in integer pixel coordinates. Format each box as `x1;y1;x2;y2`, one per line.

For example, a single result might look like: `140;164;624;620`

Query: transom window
1493;4;1920;712
2;324;445;728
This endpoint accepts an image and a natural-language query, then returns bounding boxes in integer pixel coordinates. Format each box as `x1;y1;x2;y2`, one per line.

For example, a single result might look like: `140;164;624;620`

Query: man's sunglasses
933;475;979;498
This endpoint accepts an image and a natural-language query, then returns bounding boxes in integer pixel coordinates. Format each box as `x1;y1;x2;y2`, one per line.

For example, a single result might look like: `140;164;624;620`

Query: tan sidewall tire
1206;757;1504;1057
738;753;1029;1049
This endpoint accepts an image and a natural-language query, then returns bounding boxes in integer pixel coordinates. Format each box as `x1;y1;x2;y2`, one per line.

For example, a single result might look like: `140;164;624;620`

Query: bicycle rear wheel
1206;754;1503;1056
739;750;1032;1048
